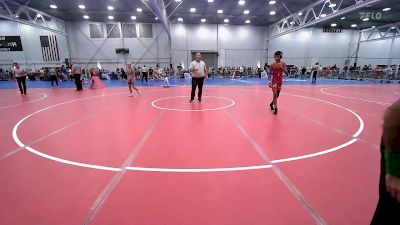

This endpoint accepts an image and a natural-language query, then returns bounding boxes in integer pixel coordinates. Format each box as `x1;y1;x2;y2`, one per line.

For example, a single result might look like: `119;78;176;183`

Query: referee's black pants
16;76;27;94
190;77;205;101
142;72;148;83
74;74;82;91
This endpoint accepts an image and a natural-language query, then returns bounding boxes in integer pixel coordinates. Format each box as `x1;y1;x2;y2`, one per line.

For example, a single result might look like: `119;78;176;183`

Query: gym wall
0;21;68;70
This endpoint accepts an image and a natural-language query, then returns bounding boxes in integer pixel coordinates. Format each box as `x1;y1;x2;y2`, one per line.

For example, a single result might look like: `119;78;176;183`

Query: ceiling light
107;6;114;10
331;23;337;27
382;8;391;11
362;17;369;21
36;13;42;17
371;26;375;28
341;17;345;20
329;3;336;8
131;16;136;20
50;4;57;9
243;10;249;14
391;26;396;29
245;19;250;24
201;18;206;23
208;0;214;2
320;14;326;18
270;11;276;15
155;17;158;20
290;21;295;25
108;16;114;20
83;15;89;19
175;0;182;2
137;8;142;12
217;9;223;14
351;24;357;27
224;19;229;23
298;12;303;16
269;0;276;5
238;0;245;5
190;8;196;12
178;17;183;22
78;4;85;9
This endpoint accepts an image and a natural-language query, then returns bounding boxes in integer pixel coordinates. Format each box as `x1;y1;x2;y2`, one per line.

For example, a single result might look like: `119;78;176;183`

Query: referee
189;53;208;103
71;60;83;91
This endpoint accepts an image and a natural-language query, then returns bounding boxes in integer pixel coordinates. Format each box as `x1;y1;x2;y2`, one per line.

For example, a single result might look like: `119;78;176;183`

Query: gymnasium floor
0;78;399;225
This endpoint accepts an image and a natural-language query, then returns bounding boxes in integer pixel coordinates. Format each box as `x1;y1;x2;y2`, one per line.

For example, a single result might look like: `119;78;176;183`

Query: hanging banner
0;36;23;51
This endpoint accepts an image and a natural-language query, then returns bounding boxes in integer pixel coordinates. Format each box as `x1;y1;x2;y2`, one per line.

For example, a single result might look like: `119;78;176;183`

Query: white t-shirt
142;66;148;73
385;67;393;75
49;68;56;76
189;60;206;78
12;67;26;77
72;64;81;75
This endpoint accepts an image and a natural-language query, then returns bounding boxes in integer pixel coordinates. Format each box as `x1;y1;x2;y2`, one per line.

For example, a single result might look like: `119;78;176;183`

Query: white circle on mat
151;96;235;112
0;92;47;109
12;89;364;172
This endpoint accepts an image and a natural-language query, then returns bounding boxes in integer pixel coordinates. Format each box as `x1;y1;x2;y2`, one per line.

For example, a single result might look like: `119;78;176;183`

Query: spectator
149;67;154;79
116;68;121;79
49;67;58;87
141;65;148;83
301;67;307;77
121;68;126;79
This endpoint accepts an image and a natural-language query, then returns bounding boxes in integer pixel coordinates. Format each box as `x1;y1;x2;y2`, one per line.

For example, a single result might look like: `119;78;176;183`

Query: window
89;24;104;38
122;24;137;38
106;24;121;38
139;24;153;38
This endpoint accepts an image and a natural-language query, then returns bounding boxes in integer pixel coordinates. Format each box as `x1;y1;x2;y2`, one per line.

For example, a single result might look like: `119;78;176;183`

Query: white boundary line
125;164;273;172
284;92;365;138
271;139;357;164
0;92;47;109
320;86;391;106
11;88;364;173
151;96;235;112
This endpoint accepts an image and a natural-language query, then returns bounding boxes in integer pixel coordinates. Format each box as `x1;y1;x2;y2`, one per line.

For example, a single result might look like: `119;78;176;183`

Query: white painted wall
67;22;268;70
66;22;170;71
1;19;398;72
0;21;68;70
268;27;399;68
268;28;357;67
171;23;268;68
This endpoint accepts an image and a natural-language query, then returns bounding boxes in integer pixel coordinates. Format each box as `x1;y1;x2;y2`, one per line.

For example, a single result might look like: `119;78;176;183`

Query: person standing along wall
141;65;148;83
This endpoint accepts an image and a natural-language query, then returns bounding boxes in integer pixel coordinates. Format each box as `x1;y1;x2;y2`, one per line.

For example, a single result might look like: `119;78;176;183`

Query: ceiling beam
268;0;383;40
0;0;67;35
360;22;400;42
140;0;171;37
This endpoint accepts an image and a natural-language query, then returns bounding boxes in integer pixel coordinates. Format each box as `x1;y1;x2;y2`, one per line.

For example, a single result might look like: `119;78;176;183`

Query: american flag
40;35;60;61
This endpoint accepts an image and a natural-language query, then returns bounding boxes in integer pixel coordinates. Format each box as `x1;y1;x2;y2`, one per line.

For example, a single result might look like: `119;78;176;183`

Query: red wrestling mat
0;84;399;225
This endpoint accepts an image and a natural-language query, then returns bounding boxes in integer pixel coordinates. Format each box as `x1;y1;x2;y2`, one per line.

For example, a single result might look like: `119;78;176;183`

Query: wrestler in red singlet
270;62;284;90
268;51;288;115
